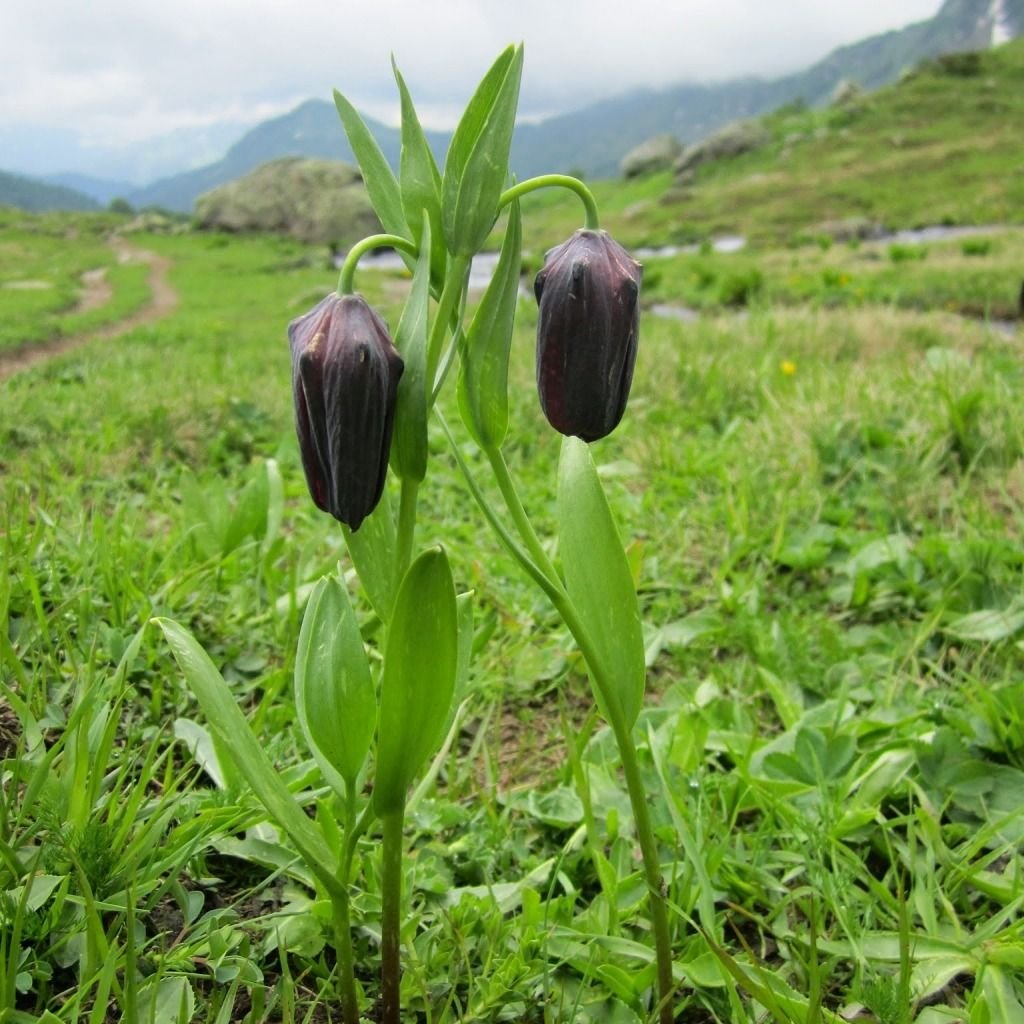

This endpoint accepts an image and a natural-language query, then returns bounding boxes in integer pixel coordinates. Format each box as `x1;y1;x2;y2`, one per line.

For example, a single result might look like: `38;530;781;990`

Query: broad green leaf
457;198;521;448
391;214;431;482
557;437;645;728
343;487;397;621
173;717;240;791
294;576;375;790
442;45;523;256
374;547;458;814
945;601;1024;642
154;618;340;895
332;88;408;240
393;59;446;288
137;977;195;1024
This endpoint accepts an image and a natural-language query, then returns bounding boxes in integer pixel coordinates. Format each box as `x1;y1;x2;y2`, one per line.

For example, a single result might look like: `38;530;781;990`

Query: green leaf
442;45;523;256
391;214;431;482
393;59;446;288
557;437;646;728
374;547;458;814
945;601;1024;642
457;198;521;448
343;488;397;621
154;618;340;895
294;575;375;790
333;88;408;240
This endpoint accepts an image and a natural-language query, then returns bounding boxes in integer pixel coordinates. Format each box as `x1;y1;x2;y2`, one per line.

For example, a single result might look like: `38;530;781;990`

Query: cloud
0;0;942;146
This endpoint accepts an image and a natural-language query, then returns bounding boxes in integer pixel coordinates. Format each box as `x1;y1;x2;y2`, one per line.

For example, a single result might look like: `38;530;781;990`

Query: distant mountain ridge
5;0;1022;214
0;169;98;212
126;0;1021;213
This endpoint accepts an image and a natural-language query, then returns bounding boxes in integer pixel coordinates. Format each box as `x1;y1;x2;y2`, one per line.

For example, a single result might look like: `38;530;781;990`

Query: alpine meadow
2;26;1024;1024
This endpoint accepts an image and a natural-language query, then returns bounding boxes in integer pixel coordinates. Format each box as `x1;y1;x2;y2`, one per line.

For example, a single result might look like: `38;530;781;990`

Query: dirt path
0;238;178;384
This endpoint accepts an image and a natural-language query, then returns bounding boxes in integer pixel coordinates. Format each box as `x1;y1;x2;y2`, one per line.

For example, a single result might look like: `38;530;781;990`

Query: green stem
437;413;557;597
333;778;362;1024
426;255;470;392
498;175;600;230
443;417;675;1022
484;445;561;586
395;478;420;586
332;890;360;1024
337;234;419;296
611;722;676;1024
380;808;405;1024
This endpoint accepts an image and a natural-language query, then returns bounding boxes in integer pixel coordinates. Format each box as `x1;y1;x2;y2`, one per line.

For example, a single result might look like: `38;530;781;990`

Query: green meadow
1;176;1023;1023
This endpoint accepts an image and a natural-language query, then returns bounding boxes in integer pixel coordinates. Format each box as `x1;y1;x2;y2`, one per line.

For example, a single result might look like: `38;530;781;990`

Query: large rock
620;134;684;178
194;158;379;245
674;119;771;175
830;78;865;107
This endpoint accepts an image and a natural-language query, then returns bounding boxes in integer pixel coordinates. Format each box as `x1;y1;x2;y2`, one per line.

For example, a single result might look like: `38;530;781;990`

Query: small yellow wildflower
780;360;797;376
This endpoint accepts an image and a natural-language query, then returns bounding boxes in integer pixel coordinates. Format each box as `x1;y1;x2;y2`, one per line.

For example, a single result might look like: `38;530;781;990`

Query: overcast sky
1;0;943;148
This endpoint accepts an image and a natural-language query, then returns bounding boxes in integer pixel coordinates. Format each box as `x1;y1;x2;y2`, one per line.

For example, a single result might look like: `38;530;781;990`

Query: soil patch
0;238;178;383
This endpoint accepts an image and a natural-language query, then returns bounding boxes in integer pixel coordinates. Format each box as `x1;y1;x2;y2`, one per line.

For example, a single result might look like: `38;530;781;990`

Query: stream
345;225;1020;334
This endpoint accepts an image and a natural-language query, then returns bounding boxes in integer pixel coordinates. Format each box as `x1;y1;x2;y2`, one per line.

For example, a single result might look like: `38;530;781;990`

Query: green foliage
458;199;522;448
3;205;1024;1020
441;45;523;256
374;548;458;815
294;575;375;790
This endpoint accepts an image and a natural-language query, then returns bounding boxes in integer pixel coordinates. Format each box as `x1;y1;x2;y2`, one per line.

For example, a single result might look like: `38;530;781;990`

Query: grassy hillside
520;38;1024;249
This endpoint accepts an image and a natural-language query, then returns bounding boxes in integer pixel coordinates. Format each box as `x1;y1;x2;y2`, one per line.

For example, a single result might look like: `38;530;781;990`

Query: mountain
511;0;1024;177
0;119;258;192
0;169;99;212
42;173;137;206
126;101;449;213
132;0;1022;212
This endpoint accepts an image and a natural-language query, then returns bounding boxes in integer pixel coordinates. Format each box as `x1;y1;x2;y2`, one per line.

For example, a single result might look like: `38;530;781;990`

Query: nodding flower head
288;293;404;531
534;229;642;443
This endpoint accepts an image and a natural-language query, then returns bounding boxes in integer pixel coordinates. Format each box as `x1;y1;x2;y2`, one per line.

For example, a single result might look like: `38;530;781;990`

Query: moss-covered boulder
194;158;379;245
674;119;771;175
620;134;684;178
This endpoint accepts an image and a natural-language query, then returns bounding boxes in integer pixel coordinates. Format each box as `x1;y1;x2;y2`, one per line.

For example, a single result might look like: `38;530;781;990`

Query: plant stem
610;720;676;1023
395;478;420;586
380;808;405;1024
332;890;360;1024
484;445;561;585
426;255;470;391
444;419;675;1021
337;234;418;296
498;174;600;230
333;778;362;1024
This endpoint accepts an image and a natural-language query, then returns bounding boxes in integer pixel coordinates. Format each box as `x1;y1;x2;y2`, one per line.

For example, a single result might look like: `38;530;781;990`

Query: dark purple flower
288;293;404;531
535;229;642;442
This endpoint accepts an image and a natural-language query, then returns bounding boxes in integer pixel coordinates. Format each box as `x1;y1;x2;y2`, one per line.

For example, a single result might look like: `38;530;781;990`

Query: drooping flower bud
288;293;404;531
535;229;642;442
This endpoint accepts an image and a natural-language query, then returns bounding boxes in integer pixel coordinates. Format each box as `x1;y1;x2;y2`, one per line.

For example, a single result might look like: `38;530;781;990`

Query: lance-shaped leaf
294;575;375;792
333;88;408;241
342;488;397;622
374;547;458;815
390;214;432;483
393;59;447;289
442;45;523;257
557;438;645;728
457;197;521;449
154;618;341;896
